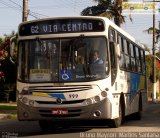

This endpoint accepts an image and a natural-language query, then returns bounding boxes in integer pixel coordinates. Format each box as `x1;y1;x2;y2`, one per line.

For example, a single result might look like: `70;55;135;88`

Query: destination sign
19;19;105;36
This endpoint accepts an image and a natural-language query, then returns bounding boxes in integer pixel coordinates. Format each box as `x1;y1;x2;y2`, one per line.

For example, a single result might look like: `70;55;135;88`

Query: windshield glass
18;37;109;82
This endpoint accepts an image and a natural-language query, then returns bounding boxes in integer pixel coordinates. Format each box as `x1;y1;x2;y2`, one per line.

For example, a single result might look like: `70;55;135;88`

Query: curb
0;113;17;120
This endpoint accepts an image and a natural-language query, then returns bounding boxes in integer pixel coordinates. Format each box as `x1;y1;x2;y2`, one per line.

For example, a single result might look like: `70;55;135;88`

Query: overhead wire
28;0;95;14
0;0;96;19
0;0;48;19
1;0;157;38
0;0;158;24
29;0;93;9
0;0;21;11
27;0;96;17
28;10;49;18
7;0;22;9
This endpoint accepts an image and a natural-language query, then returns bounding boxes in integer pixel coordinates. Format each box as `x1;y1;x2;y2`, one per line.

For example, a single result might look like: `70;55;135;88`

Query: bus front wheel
133;94;142;120
109;103;123;128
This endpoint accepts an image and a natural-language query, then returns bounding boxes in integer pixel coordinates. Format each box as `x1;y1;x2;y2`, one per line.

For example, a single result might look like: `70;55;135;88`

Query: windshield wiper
36;37;43;46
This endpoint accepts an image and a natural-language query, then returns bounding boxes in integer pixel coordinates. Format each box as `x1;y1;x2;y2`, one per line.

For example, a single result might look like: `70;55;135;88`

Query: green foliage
0;104;17;110
0;38;3;45
146;56;152;78
4;31;16;38
0;83;16;102
0;84;5;101
81;0;125;26
81;0;112;16
81;5;108;16
156;92;160;98
0;31;17;102
6;114;17;119
146;56;160;83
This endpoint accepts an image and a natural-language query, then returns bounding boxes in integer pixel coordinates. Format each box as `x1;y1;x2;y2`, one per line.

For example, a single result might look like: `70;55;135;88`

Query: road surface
0;102;160;138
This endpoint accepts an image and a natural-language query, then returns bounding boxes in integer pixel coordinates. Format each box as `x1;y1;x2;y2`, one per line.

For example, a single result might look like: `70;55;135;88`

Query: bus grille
28;85;92;93
36;99;85;104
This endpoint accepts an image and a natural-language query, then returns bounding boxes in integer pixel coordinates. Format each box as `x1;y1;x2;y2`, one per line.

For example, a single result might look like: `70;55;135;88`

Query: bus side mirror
116;44;121;59
110;41;121;59
10;36;17;63
10;41;16;57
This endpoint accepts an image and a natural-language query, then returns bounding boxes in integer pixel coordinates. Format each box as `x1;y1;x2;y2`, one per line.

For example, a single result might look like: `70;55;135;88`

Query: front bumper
17;98;112;121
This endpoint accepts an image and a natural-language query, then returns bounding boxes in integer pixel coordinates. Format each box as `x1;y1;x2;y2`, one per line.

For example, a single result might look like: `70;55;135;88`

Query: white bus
16;16;147;130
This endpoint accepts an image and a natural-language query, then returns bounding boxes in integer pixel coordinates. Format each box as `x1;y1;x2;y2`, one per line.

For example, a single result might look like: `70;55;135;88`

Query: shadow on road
18;121;111;137
123;103;160;128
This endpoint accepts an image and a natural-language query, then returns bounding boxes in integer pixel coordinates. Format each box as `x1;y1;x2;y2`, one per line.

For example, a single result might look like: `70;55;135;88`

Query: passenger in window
90;50;103;64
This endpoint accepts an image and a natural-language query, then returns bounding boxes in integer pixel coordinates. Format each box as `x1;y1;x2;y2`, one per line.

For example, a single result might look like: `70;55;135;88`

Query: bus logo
56;98;63;104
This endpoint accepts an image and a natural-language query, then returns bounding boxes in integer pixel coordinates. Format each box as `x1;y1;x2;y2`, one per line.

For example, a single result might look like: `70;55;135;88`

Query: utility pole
22;0;28;22
143;0;160;102
152;0;156;102
151;0;160;102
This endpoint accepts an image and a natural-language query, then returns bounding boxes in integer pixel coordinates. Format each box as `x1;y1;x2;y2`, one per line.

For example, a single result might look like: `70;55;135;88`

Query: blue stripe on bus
130;73;140;97
48;93;65;99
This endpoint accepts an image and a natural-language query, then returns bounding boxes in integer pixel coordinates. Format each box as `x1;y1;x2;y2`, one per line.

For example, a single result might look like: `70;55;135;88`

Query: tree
0;38;3;45
146;55;160;83
143;26;160;44
4;31;16;38
81;0;126;26
0;32;17;102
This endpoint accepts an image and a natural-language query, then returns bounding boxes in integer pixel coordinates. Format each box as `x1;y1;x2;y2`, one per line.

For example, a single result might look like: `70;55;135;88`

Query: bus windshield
18;36;109;82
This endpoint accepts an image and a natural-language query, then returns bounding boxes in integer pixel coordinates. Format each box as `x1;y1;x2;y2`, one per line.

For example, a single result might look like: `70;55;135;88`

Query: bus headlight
29;100;34;106
94;96;100;103
22;87;29;94
18;94;23;99
86;98;92;105
22;97;28;104
101;91;107;97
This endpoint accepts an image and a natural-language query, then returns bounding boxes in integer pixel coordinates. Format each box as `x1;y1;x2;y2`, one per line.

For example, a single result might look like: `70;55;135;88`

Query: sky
0;0;97;36
0;0;160;50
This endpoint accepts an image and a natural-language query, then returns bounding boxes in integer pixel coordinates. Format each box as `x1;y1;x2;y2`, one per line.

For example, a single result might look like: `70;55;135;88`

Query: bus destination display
19;19;105;36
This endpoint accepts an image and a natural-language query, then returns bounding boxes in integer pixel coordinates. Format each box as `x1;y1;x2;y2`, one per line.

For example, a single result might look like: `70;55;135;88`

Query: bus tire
109;102;123;128
133;94;142;120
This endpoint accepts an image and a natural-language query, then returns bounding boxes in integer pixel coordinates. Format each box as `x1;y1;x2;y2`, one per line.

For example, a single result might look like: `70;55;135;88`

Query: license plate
52;109;68;115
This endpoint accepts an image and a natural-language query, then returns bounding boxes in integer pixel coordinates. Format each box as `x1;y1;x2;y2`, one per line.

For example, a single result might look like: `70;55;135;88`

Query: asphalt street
0;102;160;138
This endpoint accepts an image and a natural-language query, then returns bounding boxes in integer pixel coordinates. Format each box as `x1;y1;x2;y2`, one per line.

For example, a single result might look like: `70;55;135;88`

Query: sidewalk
147;98;160;104
0;111;17;119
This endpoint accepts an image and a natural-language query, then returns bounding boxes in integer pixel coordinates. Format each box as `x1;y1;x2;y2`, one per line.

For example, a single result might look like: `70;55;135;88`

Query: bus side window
130;43;136;72
135;47;141;72
109;41;117;85
140;49;146;74
118;35;126;69
109;27;116;42
123;39;131;70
